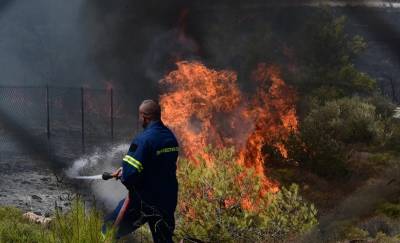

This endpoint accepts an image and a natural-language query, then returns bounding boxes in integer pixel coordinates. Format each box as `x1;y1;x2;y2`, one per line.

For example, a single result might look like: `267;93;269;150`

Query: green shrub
175;146;318;242
306;97;383;144
342;226;369;240
377;203;400;219
360;215;400;238
322;220;369;242
287;97;386;178
285;124;348;178
293;12;376;97
367;96;400;150
367;96;397;119
265;184;318;239
308;86;345;106
373;232;400;243
386;121;400;152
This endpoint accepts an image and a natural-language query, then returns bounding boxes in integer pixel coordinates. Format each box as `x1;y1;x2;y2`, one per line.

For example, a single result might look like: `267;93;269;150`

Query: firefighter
103;99;179;243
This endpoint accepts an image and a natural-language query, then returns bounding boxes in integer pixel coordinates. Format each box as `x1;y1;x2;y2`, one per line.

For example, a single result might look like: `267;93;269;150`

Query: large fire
159;61;298;192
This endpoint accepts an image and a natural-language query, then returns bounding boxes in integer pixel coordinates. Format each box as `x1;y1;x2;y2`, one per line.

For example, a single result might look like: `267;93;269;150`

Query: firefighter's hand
112;167;122;180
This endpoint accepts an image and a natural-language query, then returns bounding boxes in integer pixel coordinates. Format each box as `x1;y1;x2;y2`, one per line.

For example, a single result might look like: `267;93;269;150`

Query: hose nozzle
102;172;114;180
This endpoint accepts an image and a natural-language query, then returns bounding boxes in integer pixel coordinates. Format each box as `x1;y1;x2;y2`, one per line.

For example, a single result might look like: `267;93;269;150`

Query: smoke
1;0;382;98
0;0;398;95
66;144;129;209
82;0;201;101
0;108;64;172
0;0;102;87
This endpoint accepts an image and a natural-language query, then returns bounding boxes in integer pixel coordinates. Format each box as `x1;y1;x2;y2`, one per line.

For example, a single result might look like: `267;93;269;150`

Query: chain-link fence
0;86;140;162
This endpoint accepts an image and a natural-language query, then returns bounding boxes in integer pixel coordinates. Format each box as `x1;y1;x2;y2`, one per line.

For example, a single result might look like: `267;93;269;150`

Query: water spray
66;144;129;209
73;172;116;180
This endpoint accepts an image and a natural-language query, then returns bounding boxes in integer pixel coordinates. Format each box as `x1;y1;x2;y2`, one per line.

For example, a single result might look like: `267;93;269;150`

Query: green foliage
343;226;369;240
368;153;393;166
266;184;318;238
175;146;317;242
49;199;115;243
0;207;48;243
203;11;275;78
387;123;400;152
0;199;116;243
377;203;400;219
294;11;376;95
359;214;400;239
308;86;345;106
287;97;386;177
368;96;397;119
313;97;383;144
299;15;357;68
373;232;400;243
325;220;370;242
339;65;376;93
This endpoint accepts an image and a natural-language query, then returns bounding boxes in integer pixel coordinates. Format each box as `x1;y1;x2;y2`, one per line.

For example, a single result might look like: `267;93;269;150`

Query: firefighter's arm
120;139;147;188
111;167;122;179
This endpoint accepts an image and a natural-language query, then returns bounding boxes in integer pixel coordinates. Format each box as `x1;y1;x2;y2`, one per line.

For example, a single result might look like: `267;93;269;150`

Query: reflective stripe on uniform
156;146;179;156
123;155;143;172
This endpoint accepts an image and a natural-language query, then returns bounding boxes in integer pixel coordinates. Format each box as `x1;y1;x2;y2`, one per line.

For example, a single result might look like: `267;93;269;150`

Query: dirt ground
0;155;84;216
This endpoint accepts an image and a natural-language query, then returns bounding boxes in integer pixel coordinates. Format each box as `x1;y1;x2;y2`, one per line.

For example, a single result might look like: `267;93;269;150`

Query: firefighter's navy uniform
103;120;179;242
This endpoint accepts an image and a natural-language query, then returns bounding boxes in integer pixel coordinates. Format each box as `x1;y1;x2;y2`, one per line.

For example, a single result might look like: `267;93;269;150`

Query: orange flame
159;61;298;193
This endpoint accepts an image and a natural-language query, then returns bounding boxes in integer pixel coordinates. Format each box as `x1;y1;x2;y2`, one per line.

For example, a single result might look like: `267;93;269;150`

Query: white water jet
66;144;130;209
73;174;103;180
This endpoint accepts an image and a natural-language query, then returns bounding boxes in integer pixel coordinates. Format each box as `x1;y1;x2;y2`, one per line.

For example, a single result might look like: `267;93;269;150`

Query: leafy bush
367;95;397;119
175;146;317;242
293;12;376;96
266;184;318;239
308;86;345;106
385;120;400;152
287;97;385;177
373;232;400;243
360;215;400;238
377;203;400;219
306;97;383;144
334;224;370;241
343;226;369;240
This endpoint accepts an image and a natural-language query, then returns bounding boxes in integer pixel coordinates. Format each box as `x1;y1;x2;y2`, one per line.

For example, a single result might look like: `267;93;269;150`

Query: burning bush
175;146;317;242
160;61;299;192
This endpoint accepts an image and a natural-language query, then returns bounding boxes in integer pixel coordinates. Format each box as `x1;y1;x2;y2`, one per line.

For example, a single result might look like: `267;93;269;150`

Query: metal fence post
46;85;51;158
110;88;114;141
81;87;85;153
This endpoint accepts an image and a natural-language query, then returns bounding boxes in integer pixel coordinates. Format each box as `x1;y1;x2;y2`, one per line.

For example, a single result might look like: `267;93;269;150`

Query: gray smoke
66;144;129;209
0;0;100;87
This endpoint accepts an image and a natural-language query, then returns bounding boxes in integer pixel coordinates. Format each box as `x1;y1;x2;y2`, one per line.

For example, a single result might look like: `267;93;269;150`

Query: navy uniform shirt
120;120;179;212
